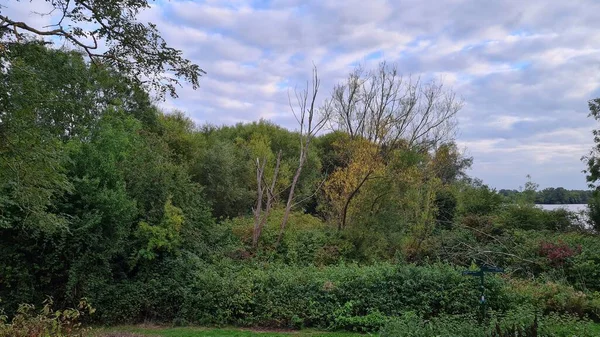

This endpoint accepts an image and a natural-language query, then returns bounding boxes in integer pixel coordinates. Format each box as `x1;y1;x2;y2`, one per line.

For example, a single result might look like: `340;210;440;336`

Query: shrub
380;308;598;337
506;279;599;319
435;189;458;230
75;259;600;330
380;312;484;337
539;240;581;266
329;301;390;332
224;209;345;265
587;192;600;232
457;183;503;216
499;205;576;231
460;214;503;238
177;262;510;330
0;298;94;337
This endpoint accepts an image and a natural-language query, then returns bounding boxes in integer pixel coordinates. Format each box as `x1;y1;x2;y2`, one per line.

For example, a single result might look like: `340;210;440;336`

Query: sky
4;0;600;190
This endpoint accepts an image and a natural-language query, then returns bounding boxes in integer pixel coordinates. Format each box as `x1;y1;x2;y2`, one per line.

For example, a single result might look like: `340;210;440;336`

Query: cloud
485;116;555;131
5;0;600;189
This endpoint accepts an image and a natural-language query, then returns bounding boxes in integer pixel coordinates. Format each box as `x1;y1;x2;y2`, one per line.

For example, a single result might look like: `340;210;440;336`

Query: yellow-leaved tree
324;137;385;230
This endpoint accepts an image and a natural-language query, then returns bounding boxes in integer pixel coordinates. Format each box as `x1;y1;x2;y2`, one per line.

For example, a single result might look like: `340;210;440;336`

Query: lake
536;204;588;212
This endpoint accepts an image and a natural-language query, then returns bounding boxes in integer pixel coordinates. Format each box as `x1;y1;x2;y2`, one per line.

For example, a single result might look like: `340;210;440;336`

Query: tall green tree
0;44;214;316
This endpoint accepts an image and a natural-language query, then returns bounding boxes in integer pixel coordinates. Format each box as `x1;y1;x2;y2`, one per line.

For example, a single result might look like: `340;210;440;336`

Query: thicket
1;42;600;335
0;298;94;337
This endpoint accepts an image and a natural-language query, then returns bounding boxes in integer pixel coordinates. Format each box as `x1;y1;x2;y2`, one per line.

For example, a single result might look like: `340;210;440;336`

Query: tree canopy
0;0;204;98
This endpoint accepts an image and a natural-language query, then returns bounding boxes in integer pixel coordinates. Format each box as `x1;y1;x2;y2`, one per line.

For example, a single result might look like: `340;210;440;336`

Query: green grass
98;326;368;337
98;322;600;337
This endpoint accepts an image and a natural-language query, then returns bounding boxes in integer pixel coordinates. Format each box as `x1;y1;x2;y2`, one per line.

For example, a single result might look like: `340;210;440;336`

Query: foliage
135;199;185;261
498;204;575;231
539;241;581;266
0;43;214;318
499;188;592;204
146;263;492;329
101;326;364;337
435;188;458;229
380;308;599;337
587;191;600;232
0;298;94;337
381;306;598;337
3;41;600;337
457;181;504;216
380;312;484;337
223;209;339;265
323;137;385;230
67;260;598;330
0;0;204;98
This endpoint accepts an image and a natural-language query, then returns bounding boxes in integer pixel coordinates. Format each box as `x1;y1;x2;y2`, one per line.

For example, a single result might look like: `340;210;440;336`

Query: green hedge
82;261;598;331
181;263;492;329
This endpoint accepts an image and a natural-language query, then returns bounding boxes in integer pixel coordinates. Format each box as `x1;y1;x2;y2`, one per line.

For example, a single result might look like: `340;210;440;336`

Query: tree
0;0;204;98
430;142;472;184
331;62;461;148
276;66;329;245
0;44;214;313
457;180;503;216
325;62;462;230
518;174;538;205
323;137;384;230
583;98;600;231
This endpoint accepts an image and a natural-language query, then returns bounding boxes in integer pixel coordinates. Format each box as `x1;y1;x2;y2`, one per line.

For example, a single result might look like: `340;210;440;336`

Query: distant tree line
498;187;593;204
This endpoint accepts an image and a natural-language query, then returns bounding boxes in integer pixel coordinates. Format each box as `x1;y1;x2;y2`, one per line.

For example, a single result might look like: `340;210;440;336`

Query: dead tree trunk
276;66;330;246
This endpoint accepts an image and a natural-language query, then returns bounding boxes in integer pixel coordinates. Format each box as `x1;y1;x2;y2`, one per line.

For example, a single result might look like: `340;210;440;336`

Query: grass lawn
97;326;369;337
99;322;600;337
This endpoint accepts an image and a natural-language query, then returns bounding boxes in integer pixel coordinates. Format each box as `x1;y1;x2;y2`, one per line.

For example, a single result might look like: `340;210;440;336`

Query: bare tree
331;62;461;149
329;61;462;230
276;66;330;246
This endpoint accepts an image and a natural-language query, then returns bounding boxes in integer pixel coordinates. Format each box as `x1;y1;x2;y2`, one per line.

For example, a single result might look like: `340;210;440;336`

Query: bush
506;279;599;320
329;301;390;332
587;192;600;232
504;231;600;293
0;298;94;337
457;183;503;216
94;262;492;329
460;214;503;238
73;257;600;330
380;312;484;337
380;308;598;337
435;189;458;230
224;209;346;265
499;205;575;231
